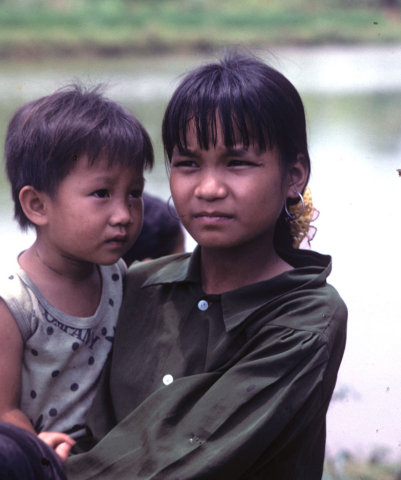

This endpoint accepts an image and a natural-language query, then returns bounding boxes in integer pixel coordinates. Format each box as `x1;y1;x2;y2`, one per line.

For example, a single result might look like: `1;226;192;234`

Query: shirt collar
142;246;332;332
141;246;201;287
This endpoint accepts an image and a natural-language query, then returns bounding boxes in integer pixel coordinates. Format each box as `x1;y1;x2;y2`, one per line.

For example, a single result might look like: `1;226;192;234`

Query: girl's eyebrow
224;148;248;157
176;148;197;157
175;146;251;157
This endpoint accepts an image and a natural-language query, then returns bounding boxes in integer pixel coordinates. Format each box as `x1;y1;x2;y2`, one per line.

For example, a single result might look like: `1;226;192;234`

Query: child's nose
110;200;133;226
194;172;227;200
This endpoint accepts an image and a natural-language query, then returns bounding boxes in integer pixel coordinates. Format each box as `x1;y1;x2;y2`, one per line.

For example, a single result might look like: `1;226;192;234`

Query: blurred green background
0;0;400;58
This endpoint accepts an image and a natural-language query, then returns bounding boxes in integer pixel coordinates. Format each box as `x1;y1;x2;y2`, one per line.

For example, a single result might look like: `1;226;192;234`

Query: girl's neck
200;237;293;295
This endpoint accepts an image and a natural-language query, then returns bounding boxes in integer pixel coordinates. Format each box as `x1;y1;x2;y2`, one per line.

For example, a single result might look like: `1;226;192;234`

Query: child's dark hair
162;51;311;250
5;84;154;230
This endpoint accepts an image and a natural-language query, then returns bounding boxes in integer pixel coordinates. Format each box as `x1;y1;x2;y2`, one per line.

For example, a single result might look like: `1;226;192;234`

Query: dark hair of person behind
123;192;183;266
162;51;311;250
5;84;154;230
0;422;67;480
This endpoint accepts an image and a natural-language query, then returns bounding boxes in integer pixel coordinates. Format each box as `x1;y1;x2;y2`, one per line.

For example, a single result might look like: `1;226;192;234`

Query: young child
0;85;154;459
67;53;348;480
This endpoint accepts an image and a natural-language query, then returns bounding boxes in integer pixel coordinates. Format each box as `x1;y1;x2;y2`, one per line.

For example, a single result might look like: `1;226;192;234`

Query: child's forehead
72;152;144;177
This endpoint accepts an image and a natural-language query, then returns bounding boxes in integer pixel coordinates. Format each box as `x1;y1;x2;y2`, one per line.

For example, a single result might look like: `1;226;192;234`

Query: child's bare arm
0;299;76;461
0;298;36;434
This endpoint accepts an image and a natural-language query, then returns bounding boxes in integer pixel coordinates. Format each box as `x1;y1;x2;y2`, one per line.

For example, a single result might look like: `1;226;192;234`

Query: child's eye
92;189;110;198
129;189;143;199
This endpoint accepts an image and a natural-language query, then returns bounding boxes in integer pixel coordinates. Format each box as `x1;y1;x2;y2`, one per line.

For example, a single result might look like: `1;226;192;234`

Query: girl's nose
194;172;228;201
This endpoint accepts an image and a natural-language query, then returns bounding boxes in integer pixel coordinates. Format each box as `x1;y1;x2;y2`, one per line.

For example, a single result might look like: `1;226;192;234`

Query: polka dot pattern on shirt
10;261;123;436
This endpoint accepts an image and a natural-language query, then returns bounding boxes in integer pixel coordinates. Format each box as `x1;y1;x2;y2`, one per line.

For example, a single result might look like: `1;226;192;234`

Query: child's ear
19;186;50;227
286;154;309;200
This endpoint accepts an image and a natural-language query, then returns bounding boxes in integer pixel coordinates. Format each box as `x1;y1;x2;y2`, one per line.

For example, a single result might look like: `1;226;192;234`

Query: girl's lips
193;211;233;218
193;213;234;224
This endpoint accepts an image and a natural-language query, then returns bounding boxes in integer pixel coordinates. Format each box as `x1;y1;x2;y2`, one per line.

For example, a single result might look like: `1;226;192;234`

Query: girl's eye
92;189;110;198
228;160;256;167
172;160;198;168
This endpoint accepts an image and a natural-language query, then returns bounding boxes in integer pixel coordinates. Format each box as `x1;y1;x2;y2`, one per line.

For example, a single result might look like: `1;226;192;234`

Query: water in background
0;45;400;461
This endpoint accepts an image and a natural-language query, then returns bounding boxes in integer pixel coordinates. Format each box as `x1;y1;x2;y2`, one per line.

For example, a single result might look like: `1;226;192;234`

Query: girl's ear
286;154;310;199
19;186;50;227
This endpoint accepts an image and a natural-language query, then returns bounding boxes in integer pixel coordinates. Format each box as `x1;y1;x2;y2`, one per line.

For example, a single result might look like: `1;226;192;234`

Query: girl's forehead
174;137;270;158
178;117;266;152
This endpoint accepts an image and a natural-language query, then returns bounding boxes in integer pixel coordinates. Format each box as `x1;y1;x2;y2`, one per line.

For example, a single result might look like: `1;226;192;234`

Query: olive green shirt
67;247;347;480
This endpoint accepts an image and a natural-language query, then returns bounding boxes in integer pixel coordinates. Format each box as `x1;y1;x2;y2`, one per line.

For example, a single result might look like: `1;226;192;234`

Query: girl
67;52;348;480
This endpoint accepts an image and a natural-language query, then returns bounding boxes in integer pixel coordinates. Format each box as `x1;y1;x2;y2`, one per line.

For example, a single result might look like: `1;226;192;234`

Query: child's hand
38;431;76;461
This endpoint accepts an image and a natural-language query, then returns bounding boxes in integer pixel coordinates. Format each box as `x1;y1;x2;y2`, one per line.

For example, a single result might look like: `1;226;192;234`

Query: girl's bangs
175;100;274;154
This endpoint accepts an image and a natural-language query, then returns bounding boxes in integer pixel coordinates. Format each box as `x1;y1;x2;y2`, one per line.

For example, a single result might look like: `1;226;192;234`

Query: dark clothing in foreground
67;247;347;480
0;422;67;480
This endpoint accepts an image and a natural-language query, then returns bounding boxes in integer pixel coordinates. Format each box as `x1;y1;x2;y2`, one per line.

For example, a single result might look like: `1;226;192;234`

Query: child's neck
18;241;102;317
200;237;293;295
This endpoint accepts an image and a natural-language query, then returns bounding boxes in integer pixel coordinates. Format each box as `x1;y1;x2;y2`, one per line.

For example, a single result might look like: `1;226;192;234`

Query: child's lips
106;235;128;246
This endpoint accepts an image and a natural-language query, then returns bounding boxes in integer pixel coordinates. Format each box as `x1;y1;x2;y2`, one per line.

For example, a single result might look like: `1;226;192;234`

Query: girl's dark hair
162;51;310;250
5;84;154;230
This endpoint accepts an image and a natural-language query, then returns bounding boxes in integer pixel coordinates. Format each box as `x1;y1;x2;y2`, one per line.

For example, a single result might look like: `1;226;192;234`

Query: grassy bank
324;456;401;480
0;0;400;58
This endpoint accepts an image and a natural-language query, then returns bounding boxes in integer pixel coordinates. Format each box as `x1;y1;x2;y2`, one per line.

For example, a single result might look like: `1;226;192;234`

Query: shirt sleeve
0;272;34;342
66;311;345;480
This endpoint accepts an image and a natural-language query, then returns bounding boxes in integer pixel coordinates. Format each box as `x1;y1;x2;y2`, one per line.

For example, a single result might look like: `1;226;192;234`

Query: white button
163;374;174;385
198;300;209;311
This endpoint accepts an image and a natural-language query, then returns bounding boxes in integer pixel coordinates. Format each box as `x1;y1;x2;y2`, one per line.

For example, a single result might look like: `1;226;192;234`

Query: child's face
43;154;144;266
169;125;291;251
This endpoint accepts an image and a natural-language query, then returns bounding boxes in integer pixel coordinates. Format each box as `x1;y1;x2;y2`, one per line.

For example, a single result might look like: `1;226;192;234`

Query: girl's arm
67;320;346;480
0;298;35;433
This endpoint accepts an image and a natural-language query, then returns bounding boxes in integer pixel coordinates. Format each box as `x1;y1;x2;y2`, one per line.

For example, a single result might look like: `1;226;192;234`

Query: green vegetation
0;0;400;58
324;453;401;479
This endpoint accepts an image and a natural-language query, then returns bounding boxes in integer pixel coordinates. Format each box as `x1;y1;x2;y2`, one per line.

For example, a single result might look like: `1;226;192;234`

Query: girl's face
170;124;298;252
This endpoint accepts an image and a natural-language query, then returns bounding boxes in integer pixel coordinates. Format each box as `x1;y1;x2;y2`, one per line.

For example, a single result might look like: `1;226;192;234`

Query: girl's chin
193;238;243;250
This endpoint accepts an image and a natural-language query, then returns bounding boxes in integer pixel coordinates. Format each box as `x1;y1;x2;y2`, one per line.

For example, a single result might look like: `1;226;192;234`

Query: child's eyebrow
88;173;145;185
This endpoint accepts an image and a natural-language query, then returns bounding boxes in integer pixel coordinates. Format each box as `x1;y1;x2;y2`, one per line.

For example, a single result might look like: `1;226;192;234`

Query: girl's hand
38;431;76;461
